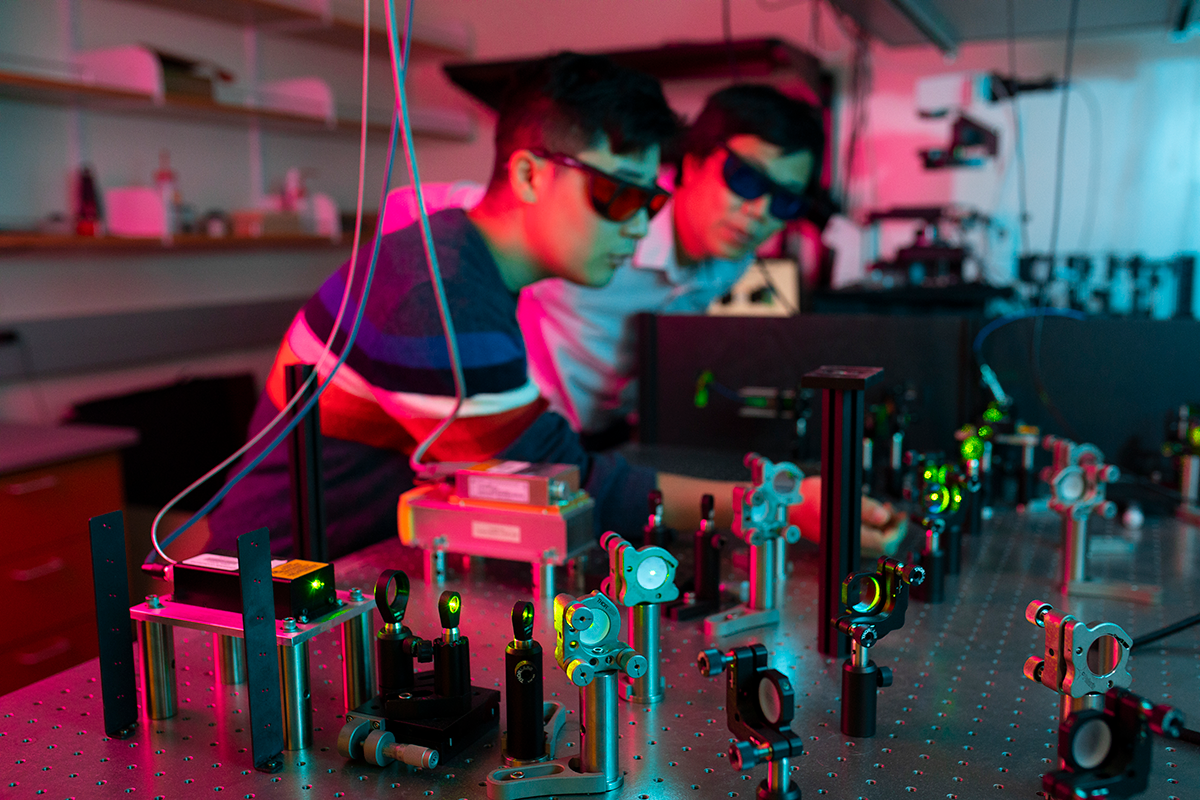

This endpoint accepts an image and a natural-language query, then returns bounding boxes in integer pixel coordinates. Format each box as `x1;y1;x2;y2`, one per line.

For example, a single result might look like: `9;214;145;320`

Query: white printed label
182;553;240;571
181;554;286;571
468;475;531;504
471;520;522;544
485;460;531;475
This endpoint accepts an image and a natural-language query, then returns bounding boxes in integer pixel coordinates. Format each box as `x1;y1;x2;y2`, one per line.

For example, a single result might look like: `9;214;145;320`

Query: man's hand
658;472;906;557
788;476;907;557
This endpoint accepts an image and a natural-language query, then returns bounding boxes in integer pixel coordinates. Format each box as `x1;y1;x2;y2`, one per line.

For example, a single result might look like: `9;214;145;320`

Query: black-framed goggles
535;151;671;223
720;144;808;221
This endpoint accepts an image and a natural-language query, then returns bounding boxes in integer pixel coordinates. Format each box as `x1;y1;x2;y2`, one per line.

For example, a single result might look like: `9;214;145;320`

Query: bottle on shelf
154;149;178;242
75;165;102;237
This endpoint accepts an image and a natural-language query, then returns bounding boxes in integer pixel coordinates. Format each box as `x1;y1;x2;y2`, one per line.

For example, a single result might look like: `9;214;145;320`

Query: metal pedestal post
138;620;176;720
279;641;312;751
802;365;883;658
426;548;446;586
766;757;790;795
1183;455;1199;505
773;536;787;605
214;634;246;686
703;539;782;637
341;589;374;712
750;542;777;612
579;671;621;791
533;561;555;600
1019;440;1036;508
1063;515;1088;587
621;604;663;704
1179;455;1200;524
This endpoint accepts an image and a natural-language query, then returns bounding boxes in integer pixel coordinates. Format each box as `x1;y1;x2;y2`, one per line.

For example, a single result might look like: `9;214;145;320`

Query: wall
0;0;478;425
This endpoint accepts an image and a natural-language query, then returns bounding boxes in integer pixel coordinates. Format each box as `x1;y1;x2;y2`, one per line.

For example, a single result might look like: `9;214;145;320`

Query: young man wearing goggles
205;52;680;556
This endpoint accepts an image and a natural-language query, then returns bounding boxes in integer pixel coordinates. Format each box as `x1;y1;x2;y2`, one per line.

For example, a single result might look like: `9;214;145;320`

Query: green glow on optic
523;605;534;624
984;407;1003;423
1190;426;1200;447
924;468;935;481
937;465;949;485
961;436;984;461
978;425;993;439
448;594;461;614
310;578;324;592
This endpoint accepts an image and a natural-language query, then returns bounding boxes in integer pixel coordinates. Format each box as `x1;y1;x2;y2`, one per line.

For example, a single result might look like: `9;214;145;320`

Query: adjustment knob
729;739;758;771
697;648;727;677
566;660;593;687
877;665;893;688
620;650;647;679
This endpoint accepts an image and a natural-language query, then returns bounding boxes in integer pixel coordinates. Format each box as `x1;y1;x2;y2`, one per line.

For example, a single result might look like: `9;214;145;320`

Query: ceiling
826;0;1195;53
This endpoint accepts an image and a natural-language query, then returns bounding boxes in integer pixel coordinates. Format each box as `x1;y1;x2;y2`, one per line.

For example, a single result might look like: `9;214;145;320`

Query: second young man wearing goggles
520;83;821;448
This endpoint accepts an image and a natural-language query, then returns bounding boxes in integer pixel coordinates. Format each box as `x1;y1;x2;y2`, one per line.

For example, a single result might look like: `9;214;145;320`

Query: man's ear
678;151;703;188
507;149;546;205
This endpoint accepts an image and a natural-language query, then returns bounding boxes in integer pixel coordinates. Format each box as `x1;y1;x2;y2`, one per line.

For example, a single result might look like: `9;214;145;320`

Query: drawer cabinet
1;424;135;695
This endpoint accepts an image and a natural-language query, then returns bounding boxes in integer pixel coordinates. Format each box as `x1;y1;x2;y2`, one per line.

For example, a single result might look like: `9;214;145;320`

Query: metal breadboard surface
2;512;1197;799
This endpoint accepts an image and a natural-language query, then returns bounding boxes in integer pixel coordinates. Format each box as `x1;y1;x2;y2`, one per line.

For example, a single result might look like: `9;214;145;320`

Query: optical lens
636;556;669;590
604;186;648;223
723;154;769;201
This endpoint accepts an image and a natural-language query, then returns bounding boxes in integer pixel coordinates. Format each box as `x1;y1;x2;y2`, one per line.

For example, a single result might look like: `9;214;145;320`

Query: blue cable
384;0;467;474
973;307;1085;358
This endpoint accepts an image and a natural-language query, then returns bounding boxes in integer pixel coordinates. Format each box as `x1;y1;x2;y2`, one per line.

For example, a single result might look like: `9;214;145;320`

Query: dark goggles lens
721;146;807;221
538;151;671;223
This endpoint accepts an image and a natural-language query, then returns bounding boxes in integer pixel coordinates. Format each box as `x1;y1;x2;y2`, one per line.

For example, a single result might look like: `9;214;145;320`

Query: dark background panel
978;316;1200;468
641;313;1200;480
641;314;970;464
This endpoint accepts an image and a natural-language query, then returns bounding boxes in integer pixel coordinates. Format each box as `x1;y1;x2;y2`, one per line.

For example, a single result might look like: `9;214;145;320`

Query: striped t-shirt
206;209;655;557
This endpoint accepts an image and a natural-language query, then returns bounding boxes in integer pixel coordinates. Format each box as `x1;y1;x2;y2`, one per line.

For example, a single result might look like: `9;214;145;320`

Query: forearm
655;472;746;531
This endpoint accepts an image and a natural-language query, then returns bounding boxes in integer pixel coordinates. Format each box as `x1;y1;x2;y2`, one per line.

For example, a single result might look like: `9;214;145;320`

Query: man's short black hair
678;84;824;179
489;51;680;186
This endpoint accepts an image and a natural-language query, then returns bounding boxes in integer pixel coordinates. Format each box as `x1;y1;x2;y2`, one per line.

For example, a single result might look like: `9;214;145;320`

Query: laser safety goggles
535;151;671;223
720;143;808;221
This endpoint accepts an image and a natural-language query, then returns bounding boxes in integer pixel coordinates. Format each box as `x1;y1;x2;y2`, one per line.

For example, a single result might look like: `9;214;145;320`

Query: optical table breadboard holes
2;512;1197;798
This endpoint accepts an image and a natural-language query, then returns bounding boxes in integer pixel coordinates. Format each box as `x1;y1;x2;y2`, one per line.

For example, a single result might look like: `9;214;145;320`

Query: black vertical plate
89;511;138;738
237;528;284;773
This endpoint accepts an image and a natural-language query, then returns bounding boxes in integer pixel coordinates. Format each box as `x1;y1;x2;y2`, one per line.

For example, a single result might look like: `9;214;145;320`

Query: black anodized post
801;366;883;659
237;527;284;773
504;642;544;760
695;495;722;604
88;511;138;739
286;363;327;562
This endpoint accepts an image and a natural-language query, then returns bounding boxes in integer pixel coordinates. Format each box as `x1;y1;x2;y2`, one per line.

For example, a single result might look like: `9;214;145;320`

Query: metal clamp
1024;599;1134;730
705;454;804;639
696;643;802;800
732;453;803;547
1044;687;1185;800
487;591;643;799
1024;600;1133;700
835;557;923;737
1039;438;1160;603
554;591;645;687
600;531;678;705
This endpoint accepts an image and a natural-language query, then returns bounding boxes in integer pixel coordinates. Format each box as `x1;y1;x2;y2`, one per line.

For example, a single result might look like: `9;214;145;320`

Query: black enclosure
638;313;1200;472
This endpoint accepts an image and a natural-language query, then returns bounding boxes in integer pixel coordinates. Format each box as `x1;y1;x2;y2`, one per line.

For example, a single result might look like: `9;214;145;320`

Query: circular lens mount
374;569;410;625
